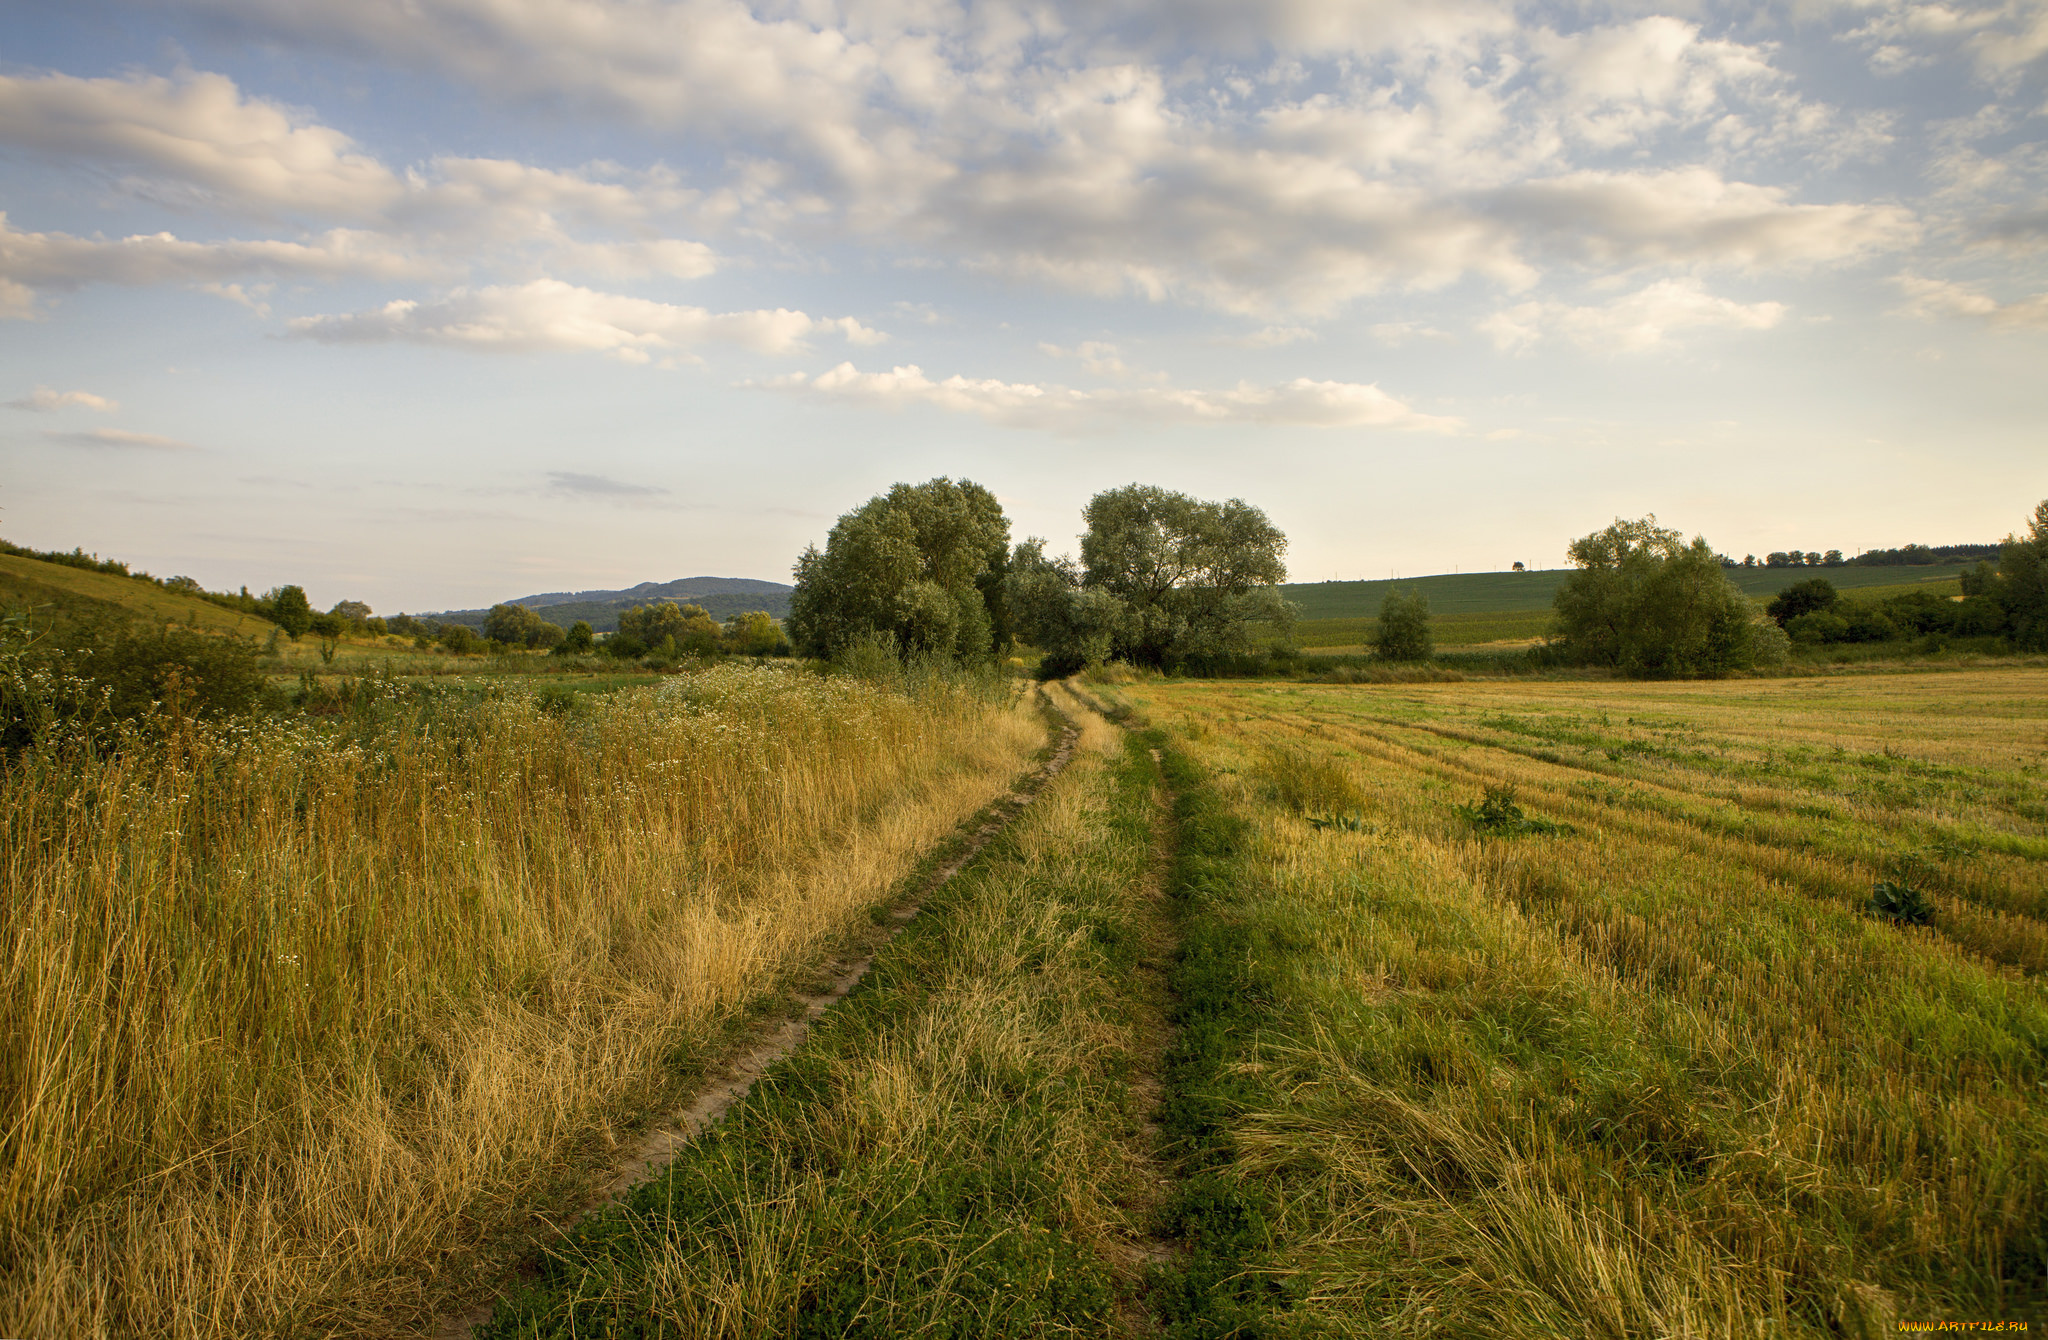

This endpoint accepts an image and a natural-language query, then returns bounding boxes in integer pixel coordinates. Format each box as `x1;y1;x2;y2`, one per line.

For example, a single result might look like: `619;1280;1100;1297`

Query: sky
1;0;2044;613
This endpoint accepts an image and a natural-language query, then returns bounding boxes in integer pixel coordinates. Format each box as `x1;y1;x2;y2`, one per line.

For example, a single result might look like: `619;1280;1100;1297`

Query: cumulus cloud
766;361;1460;431
1480;278;1788;352
8;386;117;411
44;427;197;450
287;279;884;359
1894;274;2048;327
106;8;1918;319
0;70;401;218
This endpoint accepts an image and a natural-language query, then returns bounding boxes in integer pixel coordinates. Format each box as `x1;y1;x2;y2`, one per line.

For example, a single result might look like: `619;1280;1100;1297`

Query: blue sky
2;0;2043;612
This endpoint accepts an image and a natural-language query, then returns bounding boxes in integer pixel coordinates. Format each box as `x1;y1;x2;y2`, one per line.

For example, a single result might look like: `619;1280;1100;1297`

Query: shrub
1455;784;1573;836
1373;589;1432;661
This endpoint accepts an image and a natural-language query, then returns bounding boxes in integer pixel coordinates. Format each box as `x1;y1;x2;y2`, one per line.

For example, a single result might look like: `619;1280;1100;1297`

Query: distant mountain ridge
508;576;792;608
420;575;793;634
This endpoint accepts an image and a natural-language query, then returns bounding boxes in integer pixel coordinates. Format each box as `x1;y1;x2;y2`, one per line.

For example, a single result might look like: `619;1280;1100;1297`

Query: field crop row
1110;668;2048;1333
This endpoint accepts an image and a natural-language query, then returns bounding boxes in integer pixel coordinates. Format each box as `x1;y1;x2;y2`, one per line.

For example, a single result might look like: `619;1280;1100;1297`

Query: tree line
786;479;1291;675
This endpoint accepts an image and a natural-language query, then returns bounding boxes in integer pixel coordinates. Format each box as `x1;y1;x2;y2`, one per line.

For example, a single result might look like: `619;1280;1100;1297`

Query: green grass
1112;670;2048;1335
1281;564;1982;622
1292;610;1554;650
0;552;275;636
472;719;1167;1338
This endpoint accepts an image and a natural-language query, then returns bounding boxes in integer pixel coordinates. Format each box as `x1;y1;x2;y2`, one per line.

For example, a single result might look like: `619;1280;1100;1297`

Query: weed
1455;784;1574;836
1870;879;1936;926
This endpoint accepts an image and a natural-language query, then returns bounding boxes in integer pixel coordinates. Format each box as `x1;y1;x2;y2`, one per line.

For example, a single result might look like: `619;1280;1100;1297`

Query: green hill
1284;564;1978;650
1282;563;1978;621
0;553;276;638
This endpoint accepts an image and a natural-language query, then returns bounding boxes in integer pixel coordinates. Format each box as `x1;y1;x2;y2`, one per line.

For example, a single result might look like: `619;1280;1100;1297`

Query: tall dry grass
0;663;1041;1338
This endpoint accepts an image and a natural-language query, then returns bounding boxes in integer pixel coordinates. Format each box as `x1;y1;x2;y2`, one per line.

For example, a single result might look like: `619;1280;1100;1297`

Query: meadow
7;544;2045;1336
0;662;1043;1338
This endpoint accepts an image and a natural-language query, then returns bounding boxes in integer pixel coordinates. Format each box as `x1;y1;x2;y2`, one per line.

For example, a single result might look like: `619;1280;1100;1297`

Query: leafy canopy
787;477;1011;665
1373;589;1432;661
1551;515;1786;677
1011;484;1290;672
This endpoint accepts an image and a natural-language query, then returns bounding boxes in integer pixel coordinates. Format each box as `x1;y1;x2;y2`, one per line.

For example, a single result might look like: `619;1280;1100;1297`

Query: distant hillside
1282;563;1982;623
0;553;276;638
422;576;793;634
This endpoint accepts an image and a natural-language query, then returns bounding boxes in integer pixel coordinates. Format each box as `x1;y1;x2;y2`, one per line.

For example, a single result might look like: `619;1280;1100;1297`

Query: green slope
1282;563;1979;622
0;554;276;636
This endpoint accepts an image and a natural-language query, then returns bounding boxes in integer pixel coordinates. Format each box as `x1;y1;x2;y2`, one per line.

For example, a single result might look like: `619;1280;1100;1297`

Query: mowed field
1103;667;2048;1332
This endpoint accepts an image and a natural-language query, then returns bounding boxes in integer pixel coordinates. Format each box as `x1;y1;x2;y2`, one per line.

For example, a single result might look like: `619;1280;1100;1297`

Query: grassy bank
1110;669;2048;1334
472;688;1170;1337
0;665;1042;1338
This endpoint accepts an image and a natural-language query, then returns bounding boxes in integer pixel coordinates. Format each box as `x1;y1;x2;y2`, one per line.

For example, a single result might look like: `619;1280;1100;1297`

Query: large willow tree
1010;484;1291;672
786;478;1011;664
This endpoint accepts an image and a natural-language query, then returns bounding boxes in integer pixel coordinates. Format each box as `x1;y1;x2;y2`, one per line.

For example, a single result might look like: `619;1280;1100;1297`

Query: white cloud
1894;273;2048;327
1039;340;1130;376
8;386;118;411
287;279;883;358
0;212;430;312
44;427;197;450
0;70;402;219
1484;169;1918;271
1481;279;1788;352
98;11;1912;320
1843;0;2048;77
766;361;1460;431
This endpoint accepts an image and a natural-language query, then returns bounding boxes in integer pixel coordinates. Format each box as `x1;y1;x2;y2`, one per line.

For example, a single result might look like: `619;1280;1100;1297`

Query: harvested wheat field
1101;666;2048;1336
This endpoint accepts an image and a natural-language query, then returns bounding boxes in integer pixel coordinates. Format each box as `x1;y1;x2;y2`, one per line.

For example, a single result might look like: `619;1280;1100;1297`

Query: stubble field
1107;666;2048;1334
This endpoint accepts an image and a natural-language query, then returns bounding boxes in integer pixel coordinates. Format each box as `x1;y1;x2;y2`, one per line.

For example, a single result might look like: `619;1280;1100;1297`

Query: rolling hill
1283;563;1980;650
0;553;277;638
421;576;794;633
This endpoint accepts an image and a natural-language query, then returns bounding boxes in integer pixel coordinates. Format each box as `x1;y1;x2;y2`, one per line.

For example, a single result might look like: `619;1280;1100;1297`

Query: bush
2;615;268;750
1767;577;1839;626
1373;589;1432;661
1455;784;1573;836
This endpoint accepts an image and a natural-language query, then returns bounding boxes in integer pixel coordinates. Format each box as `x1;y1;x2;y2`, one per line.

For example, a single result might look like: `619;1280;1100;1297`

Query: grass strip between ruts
1145;730;1300;1338
473;727;1163;1339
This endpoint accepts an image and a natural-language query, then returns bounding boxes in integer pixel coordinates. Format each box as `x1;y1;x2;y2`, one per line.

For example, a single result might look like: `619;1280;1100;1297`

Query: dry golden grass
0;664;1042;1338
465;696;1166;1338
1120;668;2048;1334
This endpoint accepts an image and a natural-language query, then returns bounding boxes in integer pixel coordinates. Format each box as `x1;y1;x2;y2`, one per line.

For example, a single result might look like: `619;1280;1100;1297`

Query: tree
2000;499;2048;650
723;611;789;656
1007;487;1291;672
262;585;313;637
787;478;1011;664
1512;561;1526;572
1823;550;1845;567
1077;484;1290;666
1373;589;1432;661
483;603;567;650
617;601;720;657
1552;516;1784;677
308;612;346;665
330;600;373;627
1766;577;1839;626
553;620;596;655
